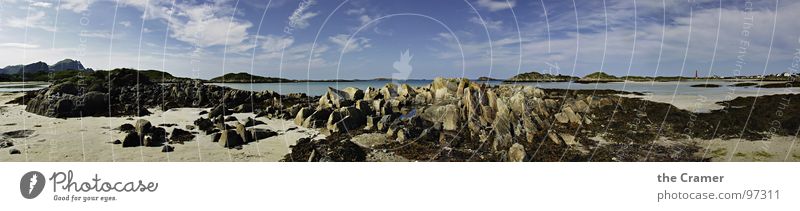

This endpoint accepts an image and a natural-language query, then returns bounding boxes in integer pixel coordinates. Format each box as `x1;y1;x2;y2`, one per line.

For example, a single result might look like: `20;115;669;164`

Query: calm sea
211;80;799;97
3;80;798;111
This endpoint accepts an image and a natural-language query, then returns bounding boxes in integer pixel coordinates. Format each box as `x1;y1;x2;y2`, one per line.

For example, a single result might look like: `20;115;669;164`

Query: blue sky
0;0;798;79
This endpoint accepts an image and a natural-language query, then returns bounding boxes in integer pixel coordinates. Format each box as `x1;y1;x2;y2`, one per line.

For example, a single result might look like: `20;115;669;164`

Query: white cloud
119;21;131;27
469;17;502;30
6;11;55;32
476;0;515;12
287;0;318;30
0;43;39;48
30;1;52;8
61;0;95;12
329;34;371;53
167;4;253;48
261;35;295;53
79;31;114;39
345;8;365;15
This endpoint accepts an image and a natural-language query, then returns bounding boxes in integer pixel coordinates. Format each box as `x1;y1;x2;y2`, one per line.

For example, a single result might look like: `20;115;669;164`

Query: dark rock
158;123;178;127
145;127;167;146
212;132;221;142
193;117;214;133
135;119;152;139
9;148;21;155
284;138;367;162
219;130;244;148
0;138;13;148
185;125;196;130
326;107;366;133
2;129;34;138
251;128;278;141
235;122;253;143
122;132;141;147
161;145;175;152
112;140;122;144
117;123;135;132
301;108;332;128
244;117;264;127
208;105;232;119
170;128;195;143
224;116;238;122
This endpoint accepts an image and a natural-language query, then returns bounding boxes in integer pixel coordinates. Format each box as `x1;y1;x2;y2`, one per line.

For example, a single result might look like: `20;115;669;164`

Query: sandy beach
0;92;323;161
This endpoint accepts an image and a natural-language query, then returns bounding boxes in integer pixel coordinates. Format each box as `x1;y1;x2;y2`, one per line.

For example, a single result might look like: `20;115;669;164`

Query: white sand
619;89;800;112
0;93;322;162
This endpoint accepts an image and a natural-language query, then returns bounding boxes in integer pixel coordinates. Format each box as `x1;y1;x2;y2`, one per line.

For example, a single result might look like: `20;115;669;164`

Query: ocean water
212;80;799;97
4;80;797;112
213;80;799;112
0;82;50;92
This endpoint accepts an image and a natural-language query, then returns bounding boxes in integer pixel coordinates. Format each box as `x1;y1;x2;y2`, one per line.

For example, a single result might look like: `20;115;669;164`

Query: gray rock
294;107;313;125
508;143;526;162
420;104;461;131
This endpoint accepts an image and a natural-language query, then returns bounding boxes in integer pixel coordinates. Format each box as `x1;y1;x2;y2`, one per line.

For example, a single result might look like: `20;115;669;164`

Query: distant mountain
0;65;23;74
50;59;85;72
22;61;50;73
209;72;296;83
0;59;88;75
505;71;578;82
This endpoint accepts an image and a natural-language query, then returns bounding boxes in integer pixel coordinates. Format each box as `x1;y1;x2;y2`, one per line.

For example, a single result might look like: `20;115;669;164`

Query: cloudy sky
0;0;798;79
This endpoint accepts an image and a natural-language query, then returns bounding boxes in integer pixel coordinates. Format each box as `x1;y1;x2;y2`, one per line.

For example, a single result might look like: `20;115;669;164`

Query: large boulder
219;130;244;148
79;91;109;115
326;107;367;133
169;128;195;143
235;122;254;143
420;104;460;131
46;82;79;96
193;117;215;133
135;119;152;139
294;107;313;125
251;128;278;141
302;108;333;128
492;99;513;151
342;87;365;101
319;87;359;108
122;132;141;147
379;83;398;99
